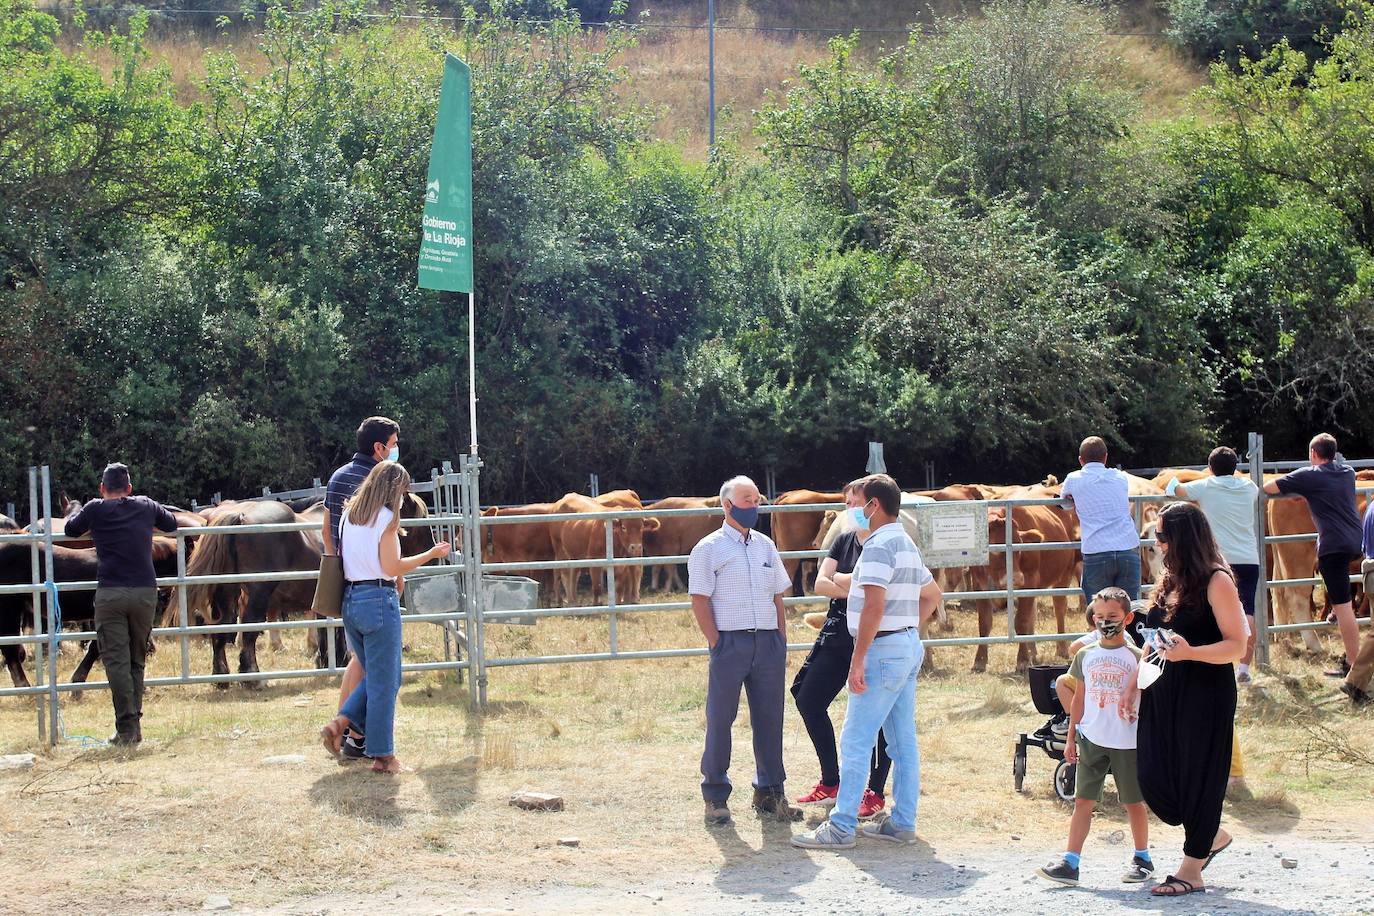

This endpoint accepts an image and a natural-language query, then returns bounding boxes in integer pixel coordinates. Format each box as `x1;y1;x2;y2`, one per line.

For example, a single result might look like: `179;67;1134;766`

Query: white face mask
1137;656;1166;689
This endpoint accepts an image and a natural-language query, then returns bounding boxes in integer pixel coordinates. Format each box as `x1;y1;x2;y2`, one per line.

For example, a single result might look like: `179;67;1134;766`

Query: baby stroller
1013;664;1076;802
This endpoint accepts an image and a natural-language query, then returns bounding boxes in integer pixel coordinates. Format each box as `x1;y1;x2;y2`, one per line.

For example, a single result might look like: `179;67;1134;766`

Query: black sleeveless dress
1137;589;1237;861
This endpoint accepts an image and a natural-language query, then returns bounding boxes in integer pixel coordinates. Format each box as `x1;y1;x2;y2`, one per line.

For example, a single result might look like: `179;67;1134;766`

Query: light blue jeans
830;628;923;837
338;584;403;758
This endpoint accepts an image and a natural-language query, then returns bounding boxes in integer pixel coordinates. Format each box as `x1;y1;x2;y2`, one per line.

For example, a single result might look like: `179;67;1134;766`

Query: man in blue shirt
1264;433;1363;677
323;416;400;758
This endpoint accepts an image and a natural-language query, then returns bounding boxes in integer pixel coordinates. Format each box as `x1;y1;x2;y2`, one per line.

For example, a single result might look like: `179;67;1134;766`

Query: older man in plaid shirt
689;475;800;826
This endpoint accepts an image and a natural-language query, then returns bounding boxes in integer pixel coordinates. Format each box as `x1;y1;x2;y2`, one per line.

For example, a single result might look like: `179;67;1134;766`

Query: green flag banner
418;53;474;292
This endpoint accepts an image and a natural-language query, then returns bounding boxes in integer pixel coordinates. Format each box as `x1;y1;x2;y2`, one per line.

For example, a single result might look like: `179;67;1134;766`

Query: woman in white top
320;461;450;773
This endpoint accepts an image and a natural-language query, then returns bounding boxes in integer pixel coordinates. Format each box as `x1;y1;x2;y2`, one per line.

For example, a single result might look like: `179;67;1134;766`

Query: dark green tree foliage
1162;17;1374;454
1166;0;1346;66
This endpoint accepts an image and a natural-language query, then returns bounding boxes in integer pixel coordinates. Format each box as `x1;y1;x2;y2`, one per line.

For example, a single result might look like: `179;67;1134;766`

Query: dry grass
52;0;1206;155
0;592;1367;913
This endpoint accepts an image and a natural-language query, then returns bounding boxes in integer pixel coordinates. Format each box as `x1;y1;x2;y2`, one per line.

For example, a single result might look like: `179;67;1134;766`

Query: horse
0;539;179;689
169;495;435;683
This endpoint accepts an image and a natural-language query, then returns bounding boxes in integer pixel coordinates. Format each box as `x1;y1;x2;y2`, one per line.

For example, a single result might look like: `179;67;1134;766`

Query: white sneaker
859;813;918;844
791;819;856;850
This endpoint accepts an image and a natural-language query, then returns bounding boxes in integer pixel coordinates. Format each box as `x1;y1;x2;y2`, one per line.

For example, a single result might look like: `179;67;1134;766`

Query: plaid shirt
1061;463;1139;555
325;453;378;552
687;523;791;631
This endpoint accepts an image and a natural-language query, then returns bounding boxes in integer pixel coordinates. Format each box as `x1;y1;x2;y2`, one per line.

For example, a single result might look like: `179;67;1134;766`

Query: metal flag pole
708;0;716;146
469;290;478;455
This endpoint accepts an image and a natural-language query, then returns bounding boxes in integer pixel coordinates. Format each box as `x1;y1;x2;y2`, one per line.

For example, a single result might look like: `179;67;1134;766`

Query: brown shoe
704;800;732;825
752;788;803;822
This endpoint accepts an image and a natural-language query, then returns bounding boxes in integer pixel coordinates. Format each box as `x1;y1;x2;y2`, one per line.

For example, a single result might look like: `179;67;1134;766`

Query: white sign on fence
916;501;989;568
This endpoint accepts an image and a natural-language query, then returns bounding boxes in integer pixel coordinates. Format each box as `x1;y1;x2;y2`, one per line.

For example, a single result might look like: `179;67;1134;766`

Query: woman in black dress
1132;501;1248;896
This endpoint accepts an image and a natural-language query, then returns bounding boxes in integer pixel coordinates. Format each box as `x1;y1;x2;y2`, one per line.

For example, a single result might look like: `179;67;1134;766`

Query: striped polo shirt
325;453;378;551
687;523;792;631
847;522;934;636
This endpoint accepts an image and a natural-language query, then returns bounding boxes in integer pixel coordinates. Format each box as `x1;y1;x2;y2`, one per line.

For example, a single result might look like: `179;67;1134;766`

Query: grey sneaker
859;813;918;845
1122;854;1155;883
1036;858;1080;886
791;819;856;850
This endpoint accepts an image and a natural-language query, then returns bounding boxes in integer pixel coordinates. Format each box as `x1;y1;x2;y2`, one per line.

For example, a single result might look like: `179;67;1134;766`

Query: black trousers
791;626;891;793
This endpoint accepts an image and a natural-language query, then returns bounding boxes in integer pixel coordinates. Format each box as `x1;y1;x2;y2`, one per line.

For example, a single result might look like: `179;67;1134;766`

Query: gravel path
256;821;1373;916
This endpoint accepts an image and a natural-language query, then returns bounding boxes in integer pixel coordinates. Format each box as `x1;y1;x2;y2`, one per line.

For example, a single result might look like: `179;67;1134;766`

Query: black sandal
1203;837;1232;871
1152;875;1205;896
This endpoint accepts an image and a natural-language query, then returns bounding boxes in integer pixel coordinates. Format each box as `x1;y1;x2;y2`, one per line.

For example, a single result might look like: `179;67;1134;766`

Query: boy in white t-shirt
1037;588;1153;886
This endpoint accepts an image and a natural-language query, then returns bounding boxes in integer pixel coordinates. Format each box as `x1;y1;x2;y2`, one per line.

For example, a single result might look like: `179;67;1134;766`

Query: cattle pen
1;434;1371;745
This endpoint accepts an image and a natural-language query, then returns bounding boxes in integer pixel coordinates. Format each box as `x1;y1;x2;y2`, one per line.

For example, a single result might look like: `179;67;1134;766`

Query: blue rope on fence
42;581;102;747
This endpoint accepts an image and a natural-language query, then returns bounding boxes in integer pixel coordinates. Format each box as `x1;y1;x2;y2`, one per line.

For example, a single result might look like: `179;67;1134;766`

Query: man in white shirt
1169;446;1260;681
792;474;943;849
1061;437;1142;601
689;475;799;825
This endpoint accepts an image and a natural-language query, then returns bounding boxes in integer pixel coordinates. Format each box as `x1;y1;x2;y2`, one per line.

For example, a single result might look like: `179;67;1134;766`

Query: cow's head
479;507;499;561
1141;519;1163;584
611;516;660;558
398;493;437;556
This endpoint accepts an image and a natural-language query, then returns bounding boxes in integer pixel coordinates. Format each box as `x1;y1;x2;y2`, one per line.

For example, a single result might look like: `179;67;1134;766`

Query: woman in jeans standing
320;461;450;773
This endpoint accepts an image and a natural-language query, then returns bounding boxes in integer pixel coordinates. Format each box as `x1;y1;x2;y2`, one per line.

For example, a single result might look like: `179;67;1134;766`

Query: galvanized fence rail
1;461;484;744
3;439;1370;738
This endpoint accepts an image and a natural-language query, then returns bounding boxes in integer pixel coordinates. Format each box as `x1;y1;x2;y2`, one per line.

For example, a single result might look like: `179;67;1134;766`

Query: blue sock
1135;849;1152;863
1063;851;1081;869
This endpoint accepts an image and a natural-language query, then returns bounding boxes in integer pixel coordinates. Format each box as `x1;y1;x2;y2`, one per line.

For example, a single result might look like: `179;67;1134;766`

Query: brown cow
975;487;1080;672
642;496;721;593
549;493;659;607
771;489;844;596
592;490;659;605
480;503;556;603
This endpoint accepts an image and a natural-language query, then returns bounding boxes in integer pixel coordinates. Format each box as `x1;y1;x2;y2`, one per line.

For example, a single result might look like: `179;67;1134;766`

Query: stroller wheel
1053;758;1076;803
1013;747;1027;792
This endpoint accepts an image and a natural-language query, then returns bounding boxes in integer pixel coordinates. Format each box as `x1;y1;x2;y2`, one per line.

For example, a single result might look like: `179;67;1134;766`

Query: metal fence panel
7;442;1373;738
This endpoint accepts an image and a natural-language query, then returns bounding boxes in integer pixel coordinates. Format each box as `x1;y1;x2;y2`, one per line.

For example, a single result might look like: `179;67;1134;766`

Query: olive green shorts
1074;734;1142;804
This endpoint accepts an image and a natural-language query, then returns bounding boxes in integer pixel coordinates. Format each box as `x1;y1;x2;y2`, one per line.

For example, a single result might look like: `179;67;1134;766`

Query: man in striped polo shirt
794;474;942;849
690;475;799;825
322;416;400;759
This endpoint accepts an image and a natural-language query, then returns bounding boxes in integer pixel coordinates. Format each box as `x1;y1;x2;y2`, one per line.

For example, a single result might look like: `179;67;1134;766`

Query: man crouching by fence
64;463;179;746
690;475;801;826
792;474;941;849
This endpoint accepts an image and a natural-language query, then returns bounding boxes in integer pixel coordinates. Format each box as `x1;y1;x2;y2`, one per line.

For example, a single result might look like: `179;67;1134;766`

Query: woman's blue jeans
337;583;403;758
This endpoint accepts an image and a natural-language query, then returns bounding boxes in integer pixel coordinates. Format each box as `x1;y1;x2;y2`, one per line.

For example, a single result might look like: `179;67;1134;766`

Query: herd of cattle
0;466;1368;691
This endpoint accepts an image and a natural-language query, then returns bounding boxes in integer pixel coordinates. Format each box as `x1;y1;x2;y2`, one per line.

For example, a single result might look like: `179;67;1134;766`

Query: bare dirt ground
2;598;1370;915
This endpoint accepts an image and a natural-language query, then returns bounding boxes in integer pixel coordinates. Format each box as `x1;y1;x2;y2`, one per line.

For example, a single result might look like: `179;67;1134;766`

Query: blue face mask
387;445;399;462
849;506;870;531
728;504;759;530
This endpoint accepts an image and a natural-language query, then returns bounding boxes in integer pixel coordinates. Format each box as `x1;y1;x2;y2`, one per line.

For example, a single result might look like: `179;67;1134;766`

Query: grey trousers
94;587;157;739
701;629;787;803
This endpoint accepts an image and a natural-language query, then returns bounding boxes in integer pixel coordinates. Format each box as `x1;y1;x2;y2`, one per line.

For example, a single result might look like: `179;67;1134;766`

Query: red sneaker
858;789;886;819
796;781;839;805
